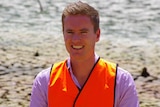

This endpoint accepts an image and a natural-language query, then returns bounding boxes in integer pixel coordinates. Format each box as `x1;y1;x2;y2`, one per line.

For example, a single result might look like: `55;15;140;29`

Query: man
30;1;139;107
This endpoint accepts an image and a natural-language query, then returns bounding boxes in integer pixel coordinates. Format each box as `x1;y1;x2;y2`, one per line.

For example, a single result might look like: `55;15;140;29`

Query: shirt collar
66;53;99;89
67;53;99;73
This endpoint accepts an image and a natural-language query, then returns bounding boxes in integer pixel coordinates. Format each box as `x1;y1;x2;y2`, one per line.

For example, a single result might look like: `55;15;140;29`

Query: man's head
62;1;100;61
62;1;99;33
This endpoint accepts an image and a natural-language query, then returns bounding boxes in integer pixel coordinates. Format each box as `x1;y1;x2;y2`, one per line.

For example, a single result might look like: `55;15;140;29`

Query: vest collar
66;53;100;89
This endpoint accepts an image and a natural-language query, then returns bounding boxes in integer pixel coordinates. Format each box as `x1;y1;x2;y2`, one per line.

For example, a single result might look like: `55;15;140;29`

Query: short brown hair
62;1;99;33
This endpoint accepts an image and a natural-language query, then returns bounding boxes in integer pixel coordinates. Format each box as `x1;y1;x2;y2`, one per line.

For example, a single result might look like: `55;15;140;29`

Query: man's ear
96;29;100;42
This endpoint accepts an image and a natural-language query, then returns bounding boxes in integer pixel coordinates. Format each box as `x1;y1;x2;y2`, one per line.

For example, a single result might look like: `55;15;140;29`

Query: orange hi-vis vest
48;58;117;107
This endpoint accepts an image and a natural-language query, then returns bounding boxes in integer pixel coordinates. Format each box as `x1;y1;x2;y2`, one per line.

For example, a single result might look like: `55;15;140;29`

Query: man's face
63;15;100;61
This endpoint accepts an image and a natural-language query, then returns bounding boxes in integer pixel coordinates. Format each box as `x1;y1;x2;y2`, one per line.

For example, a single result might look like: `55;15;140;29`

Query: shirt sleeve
30;68;50;107
115;67;139;107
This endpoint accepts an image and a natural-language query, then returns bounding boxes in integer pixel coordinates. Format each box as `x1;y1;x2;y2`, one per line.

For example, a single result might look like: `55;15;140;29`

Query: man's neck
70;55;96;87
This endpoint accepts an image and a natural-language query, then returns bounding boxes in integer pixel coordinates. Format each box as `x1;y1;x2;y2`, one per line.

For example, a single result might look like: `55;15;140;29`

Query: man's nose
72;34;81;42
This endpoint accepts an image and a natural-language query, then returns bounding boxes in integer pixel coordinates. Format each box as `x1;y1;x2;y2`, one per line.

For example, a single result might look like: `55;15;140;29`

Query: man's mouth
72;45;84;50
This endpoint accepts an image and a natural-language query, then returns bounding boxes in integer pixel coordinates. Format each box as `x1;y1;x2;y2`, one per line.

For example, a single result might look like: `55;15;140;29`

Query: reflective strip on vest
48;58;117;107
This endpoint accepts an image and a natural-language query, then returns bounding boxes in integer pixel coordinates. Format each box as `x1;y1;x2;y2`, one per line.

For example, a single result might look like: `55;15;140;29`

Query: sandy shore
0;36;160;107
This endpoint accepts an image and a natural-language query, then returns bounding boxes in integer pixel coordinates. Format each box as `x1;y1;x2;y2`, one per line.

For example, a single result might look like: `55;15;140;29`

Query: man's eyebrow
80;28;89;31
65;29;73;31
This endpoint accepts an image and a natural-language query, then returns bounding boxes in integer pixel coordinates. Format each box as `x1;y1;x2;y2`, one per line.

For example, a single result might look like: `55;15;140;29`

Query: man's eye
81;31;87;34
67;31;74;34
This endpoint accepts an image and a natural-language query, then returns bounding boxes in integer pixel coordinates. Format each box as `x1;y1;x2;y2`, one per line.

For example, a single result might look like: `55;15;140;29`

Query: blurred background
0;0;160;107
0;0;160;47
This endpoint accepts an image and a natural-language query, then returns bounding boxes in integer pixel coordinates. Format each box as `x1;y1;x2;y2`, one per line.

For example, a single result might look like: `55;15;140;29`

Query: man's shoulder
100;58;117;66
34;66;52;82
100;58;132;79
117;67;132;77
116;67;135;85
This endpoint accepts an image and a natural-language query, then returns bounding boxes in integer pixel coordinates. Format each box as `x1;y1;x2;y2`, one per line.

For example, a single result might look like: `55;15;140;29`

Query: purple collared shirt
30;56;139;107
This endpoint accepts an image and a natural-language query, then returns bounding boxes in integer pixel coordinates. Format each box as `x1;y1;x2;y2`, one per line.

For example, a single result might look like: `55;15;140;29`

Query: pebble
0;66;6;71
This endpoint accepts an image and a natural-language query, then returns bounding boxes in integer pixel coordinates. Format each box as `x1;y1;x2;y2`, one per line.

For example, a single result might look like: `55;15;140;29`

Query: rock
141;67;150;77
34;51;39;57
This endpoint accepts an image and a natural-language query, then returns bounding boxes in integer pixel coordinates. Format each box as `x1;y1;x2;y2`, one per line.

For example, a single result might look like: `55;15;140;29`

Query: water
0;0;160;47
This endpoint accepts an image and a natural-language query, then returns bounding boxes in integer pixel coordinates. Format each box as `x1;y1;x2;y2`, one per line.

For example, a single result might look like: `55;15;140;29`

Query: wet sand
0;36;160;107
